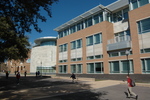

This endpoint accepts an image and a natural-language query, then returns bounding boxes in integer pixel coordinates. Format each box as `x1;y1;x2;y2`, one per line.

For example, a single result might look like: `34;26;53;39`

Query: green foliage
0;0;58;34
0;0;58;62
0;17;30;62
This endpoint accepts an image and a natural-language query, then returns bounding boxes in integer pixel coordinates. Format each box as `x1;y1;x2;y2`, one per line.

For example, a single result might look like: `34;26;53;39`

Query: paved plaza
0;73;150;100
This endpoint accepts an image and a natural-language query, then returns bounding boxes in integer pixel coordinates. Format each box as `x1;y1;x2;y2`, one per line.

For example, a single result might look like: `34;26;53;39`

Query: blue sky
27;0;117;46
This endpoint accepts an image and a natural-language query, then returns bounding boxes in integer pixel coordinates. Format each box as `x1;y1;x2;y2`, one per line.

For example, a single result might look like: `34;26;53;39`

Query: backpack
131;80;136;87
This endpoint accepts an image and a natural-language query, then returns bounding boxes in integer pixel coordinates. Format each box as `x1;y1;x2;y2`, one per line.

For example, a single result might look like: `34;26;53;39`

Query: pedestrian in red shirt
126;75;138;100
16;72;20;85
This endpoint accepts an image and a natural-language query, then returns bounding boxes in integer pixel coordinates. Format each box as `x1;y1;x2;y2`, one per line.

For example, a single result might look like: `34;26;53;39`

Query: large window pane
64;44;68;51
138;18;150;34
139;0;149;7
77;64;82;73
77;39;82;48
131;0;138;9
95;63;103;73
71;65;76;73
100;12;103;22
123;8;129;19
141;18;150;33
122;61;129;73
71;41;76;49
86;36;93;46
64;65;67;73
146;59;150;70
110;61;119;73
94;14;99;24
70;25;76;34
94;34;100;44
87;63;94;73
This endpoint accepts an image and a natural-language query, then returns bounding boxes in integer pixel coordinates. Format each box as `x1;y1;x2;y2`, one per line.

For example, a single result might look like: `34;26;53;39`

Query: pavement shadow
0;76;108;100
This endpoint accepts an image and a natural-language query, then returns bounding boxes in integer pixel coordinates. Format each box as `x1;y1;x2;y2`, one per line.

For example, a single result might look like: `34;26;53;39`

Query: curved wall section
30;36;57;74
30;46;56;73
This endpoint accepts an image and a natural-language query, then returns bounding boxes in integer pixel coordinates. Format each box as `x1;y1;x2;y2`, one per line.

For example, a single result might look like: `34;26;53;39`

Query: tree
0;0;58;62
0;17;30;62
0;0;59;34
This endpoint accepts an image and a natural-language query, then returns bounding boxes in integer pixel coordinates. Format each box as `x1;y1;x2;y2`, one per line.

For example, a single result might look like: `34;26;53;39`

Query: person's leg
129;87;136;97
127;87;131;97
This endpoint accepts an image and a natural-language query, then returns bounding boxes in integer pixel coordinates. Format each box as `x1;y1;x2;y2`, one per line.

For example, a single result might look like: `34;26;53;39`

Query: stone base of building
56;74;150;83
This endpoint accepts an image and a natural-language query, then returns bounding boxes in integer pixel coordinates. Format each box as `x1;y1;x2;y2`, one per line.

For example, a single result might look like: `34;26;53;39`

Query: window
77;23;81;31
100;12;103;22
94;33;101;44
94;14;99;24
109;52;119;57
87;55;103;60
110;61;120;73
122;61;130;73
77;57;82;61
71;41;76;49
85;17;92;28
137;18;150;34
64;44;68;51
87;63;94;73
77;39;82;48
59;45;63;52
41;41;56;46
131;0;138;9
139;0;149;6
64;29;69;36
112;8;129;22
95;63;103;73
95;55;103;59
76;22;84;31
123;8;129;20
71;58;82;62
58;31;63;38
70;25;76;34
131;0;149;10
110;60;134;74
59;65;67;73
86;36;93;46
59;43;68;52
71;58;76;62
109;50;132;57
71;64;82;73
71;39;82;49
142;58;150;73
87;56;94;60
115;30;130;43
141;48;150;53
87;62;103;73
86;33;102;46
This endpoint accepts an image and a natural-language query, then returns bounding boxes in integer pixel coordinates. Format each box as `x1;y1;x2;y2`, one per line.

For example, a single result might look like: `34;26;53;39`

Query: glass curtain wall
59;65;67;73
87;62;103;73
137;18;150;34
130;0;149;10
110;60;134;74
141;58;150;73
71;64;82;73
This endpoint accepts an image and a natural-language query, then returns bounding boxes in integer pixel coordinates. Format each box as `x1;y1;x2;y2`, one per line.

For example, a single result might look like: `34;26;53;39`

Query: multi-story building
30;36;57;74
54;0;150;80
5;50;31;74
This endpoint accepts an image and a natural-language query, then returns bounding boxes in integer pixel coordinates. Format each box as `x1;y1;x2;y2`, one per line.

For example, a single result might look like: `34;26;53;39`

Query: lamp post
41;61;42;76
126;50;130;76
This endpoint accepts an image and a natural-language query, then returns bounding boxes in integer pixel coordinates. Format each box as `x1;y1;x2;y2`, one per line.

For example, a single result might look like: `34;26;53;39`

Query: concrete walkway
52;76;150;89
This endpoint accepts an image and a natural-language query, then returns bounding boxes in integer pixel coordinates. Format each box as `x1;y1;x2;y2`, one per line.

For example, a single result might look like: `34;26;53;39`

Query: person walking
126;75;138;100
16;72;20;85
6;71;9;79
24;71;27;77
70;73;76;83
